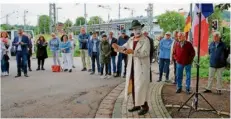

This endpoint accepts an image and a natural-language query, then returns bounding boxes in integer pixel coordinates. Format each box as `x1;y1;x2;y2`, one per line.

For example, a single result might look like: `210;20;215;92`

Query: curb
112;82;172;118
95;82;125;118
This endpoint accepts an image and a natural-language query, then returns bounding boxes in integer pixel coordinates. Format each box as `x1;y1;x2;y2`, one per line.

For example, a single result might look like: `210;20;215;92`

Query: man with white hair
173;32;195;94
78;27;91;71
204;31;229;94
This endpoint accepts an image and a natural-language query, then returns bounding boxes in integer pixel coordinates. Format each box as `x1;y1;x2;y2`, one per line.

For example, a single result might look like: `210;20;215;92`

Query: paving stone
101;99;115;104
108;93;119;97
104;96;117;100
95;114;111;118
99;103;114;109
97;108;113;115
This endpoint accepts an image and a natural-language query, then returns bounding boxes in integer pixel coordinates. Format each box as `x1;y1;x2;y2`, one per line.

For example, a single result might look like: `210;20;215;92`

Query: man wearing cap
115;30;129;78
112;20;150;115
157;31;173;82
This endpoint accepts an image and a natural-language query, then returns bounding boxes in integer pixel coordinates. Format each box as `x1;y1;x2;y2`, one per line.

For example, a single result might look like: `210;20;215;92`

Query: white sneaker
5;72;9;76
107;75;112;79
100;75;105;79
104;75;108;79
3;72;7;76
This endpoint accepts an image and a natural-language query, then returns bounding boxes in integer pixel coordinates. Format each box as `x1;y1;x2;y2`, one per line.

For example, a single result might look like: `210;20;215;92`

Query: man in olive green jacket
100;34;111;79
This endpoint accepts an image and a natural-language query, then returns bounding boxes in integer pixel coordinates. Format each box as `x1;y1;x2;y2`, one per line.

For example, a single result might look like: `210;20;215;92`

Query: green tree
215;3;231;11
0;24;15;30
157;11;185;32
74;17;85;26
222;27;230;48
38;15;51;34
64;19;73;28
64;19;73;32
88;16;103;25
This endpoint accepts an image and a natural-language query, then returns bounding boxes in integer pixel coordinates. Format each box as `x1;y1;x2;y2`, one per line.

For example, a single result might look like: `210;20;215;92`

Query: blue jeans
1;59;7;72
108;56;116;74
176;63;192;90
91;52;100;73
117;53;127;76
159;58;170;80
16;51;28;75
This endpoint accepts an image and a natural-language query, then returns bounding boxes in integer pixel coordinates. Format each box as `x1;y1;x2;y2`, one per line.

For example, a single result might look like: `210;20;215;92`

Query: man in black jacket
144;31;154;82
108;31;118;77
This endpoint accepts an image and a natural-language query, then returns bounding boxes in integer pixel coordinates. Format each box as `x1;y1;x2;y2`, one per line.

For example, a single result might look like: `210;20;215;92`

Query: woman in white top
1;31;10;76
68;34;76;68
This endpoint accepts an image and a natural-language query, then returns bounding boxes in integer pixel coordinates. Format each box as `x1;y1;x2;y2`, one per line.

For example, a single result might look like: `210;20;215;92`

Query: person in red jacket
173;32;195;94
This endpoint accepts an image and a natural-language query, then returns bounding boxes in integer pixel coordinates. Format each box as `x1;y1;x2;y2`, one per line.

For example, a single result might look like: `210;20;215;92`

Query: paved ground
1;57;124;118
93;63;172;118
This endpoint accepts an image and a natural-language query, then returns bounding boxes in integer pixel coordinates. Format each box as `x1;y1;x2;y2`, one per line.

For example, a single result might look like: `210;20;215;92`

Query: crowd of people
0;19;229;115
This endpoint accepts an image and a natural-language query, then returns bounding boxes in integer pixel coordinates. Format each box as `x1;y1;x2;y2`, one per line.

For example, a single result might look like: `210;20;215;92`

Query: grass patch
191;56;230;82
34;34;80;57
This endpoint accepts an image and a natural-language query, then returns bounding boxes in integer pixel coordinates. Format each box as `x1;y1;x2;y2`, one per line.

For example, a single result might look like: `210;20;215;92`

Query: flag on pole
184;12;191;40
192;4;214;56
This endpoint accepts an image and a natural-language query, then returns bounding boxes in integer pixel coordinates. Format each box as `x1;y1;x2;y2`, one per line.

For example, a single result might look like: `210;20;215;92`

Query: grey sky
0;3;199;26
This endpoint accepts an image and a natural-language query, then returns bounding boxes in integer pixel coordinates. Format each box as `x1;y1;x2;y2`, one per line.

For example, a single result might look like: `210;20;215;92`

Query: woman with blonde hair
1;31;10;76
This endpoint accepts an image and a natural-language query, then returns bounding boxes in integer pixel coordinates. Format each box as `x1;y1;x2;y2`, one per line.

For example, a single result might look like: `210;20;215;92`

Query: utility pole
37;15;40;34
23;10;28;30
145;4;153;36
6;14;9;24
84;3;87;33
49;3;56;33
118;4;121;19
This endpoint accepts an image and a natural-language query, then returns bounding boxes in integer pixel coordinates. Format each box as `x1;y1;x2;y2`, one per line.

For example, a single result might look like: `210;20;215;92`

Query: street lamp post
98;5;111;22
56;7;62;23
84;3;87;33
56;7;62;33
0;11;18;25
124;7;135;17
75;3;88;33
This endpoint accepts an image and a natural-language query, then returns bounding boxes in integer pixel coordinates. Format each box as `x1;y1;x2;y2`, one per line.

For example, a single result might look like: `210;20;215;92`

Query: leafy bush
191;55;230;81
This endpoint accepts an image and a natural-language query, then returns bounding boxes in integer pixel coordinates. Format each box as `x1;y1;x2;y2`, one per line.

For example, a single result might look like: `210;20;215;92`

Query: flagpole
195;9;201;111
190;3;193;43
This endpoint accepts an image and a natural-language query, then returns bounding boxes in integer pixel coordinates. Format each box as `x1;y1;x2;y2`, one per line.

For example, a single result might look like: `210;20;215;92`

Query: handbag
52;65;61;72
10;46;16;56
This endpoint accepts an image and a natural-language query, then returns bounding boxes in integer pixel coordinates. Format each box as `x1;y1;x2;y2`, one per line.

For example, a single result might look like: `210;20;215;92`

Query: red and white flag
192;4;214;56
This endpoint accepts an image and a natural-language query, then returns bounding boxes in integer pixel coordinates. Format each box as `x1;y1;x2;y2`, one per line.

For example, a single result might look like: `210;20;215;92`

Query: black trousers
173;60;177;83
27;54;31;69
37;58;45;68
101;63;109;75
